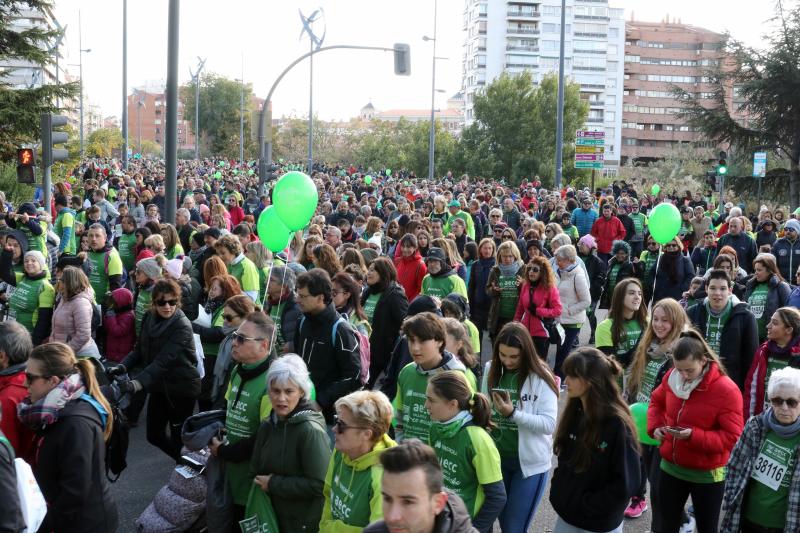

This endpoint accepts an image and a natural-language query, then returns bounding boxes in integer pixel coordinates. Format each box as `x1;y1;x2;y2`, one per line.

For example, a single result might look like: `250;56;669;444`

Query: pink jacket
513;282;562;337
104;288;136;362
50;288;98;355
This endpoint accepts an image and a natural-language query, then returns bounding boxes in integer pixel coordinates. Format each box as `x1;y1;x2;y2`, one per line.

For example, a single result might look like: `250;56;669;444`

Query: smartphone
491;388;510;401
665;426;688;433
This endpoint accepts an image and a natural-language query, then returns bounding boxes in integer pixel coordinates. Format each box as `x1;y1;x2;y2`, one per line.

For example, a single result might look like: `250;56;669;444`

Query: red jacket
743;339;800;418
395;251;427;303
590;215;627;254
648;363;743;471
104;288;136;362
0;364;35;461
229;206;245;228
513;281;562;338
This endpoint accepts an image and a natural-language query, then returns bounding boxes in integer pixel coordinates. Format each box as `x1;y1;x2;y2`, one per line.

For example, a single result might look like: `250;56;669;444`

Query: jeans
554;326;581;379
498;458;548;532
553;516;623;533
656;468;724;533
146;391;196;461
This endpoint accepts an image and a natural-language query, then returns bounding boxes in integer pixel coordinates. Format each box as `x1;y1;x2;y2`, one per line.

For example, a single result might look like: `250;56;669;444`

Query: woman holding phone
647;329;744;532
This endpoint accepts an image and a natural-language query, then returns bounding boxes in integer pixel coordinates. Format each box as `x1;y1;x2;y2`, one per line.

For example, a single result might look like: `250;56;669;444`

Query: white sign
753;152;767;178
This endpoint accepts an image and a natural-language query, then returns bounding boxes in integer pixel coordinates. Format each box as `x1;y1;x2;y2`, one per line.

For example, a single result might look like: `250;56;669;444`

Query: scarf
762;407;800;438
767;336;800;358
17;372;85;431
498;260;522;277
431;410;473;439
667;363;709;400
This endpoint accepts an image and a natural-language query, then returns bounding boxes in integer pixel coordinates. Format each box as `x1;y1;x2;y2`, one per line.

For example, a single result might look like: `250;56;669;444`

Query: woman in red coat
226;196;245;228
514;256;562;361
591;202;627;263
647;328;744;533
394;233;427;302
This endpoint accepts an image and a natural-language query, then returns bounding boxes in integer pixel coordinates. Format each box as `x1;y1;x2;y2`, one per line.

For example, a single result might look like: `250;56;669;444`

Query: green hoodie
320;434;397;532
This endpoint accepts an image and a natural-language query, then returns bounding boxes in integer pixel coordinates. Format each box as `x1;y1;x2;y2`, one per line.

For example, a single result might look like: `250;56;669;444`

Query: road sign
576;145;604;154
575;130;605;170
575;161;604;169
576;130;605;138
753;152;767;178
575;138;605;147
575;153;604;162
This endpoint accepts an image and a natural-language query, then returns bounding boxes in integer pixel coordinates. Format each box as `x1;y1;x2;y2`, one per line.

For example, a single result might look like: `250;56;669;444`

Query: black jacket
743;274;791;338
123;309;201;398
549;411;640;533
686;298;759;389
364;490;478;533
362;281;409;388
265;294;301;353
600;258;635;309
0;431;24;533
580;251;607;301
717;232;758;274
293;303;361;422
651;253;695;304
33;399;118;533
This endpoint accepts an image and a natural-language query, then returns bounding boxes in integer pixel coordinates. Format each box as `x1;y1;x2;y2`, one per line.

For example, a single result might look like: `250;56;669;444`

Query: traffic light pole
257;44;403;190
164;0;179;224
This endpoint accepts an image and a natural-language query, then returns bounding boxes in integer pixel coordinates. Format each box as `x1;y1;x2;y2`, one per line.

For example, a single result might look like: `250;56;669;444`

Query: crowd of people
1;157;800;533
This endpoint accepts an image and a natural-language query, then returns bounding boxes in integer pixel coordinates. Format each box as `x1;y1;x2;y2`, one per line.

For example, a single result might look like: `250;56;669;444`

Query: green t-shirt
134;287;152;337
497;274;519;319
228;255;260;296
630;212;648;239
705;300;733;357
743;430;800;529
640;251;658;286
19;221;48;256
203;306;225;358
86;249;123;300
364;292;381;324
324;451;383;529
608;264;621;291
117;232;138;272
595;318;642;361
661;459;725;483
428;421;503;518
224;361;271;505
268;301;285;352
54;210;76;255
489;371;519;458
748;282;770;340
636;350;667;404
166;243;184;260
9;276;55;332
421;274;468;299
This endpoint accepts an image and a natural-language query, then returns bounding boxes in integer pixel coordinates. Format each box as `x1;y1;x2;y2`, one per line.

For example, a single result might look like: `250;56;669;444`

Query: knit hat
24;250;46;271
137;257;163;280
444;293;470;319
578;234;597;250
368;233;383;249
204;227;222;240
786;219;800;233
17;202;37;216
165;258;184;279
448;199;461;208
360;247;379;265
407;295;441;316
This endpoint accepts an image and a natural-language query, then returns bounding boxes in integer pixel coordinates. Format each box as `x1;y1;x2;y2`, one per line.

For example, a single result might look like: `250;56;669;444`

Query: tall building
461;0;625;170
1;3;62;89
622;20;726;162
126;84;196;151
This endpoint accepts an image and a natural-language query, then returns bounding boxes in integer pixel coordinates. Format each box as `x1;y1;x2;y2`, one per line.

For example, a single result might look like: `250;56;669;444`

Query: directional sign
575;138;605;147
753;152;767;178
575;161;604;169
575;153;604;162
576;130;605;138
576;145;604;154
575;130;605;170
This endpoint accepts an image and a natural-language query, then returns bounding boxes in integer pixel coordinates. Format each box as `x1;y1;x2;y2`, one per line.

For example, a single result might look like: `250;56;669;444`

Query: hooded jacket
556;262;591;325
743;274;791;334
686;296;760;389
363;490;478;533
772;234;800;281
362;281;409;388
320;434;397;532
513;281;562;338
0;363;34;461
250;404;331;533
0;230;29;284
651;251;695;304
103;288;135;362
647;363;744;471
395;250;427;302
51;288;98;357
590;215;626;254
743;337;800;418
600;256;635;309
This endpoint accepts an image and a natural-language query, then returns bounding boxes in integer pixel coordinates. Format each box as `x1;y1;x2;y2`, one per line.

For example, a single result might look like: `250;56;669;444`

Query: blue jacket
772;236;800;282
571;207;598;237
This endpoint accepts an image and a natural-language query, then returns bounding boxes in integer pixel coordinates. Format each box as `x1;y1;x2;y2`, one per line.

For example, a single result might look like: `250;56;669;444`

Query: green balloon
214;171;222;179
247;169;254;176
364;175;373;185
630;402;660;446
233;169;238;175
385;168;391;176
651;184;661;195
218;161;226;167
649;202;682;244
272;171;318;231
257;206;292;252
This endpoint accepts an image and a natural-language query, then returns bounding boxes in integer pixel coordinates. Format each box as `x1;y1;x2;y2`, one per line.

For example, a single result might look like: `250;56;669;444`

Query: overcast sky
52;0;774;122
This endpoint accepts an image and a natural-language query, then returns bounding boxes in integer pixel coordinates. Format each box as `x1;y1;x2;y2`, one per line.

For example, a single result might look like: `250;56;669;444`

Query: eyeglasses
333;415;368;433
502;235;515;240
222;313;239;322
770;397;799;409
331;289;347;297
155;299;179;307
232;330;266;344
25;372;51;382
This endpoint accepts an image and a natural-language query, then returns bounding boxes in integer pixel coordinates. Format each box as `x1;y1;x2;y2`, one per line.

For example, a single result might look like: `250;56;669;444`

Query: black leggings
656;469;724;533
146;391;196;461
533;336;550;361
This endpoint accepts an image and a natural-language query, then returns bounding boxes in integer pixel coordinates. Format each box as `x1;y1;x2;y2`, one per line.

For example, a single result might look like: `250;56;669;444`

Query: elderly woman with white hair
319;390;396;532
249;354;331;532
721;366;800;532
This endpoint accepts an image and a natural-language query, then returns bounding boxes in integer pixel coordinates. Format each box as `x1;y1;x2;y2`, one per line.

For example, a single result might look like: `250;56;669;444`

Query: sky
52;0;775;122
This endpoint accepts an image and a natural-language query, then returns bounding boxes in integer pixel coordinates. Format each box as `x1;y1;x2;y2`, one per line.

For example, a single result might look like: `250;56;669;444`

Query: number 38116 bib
751;438;794;491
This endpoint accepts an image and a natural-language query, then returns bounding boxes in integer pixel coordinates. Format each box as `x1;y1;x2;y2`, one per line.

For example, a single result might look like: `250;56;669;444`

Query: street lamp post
239;55;244;165
78;11;91;158
299;9;325;174
122;0;128;169
189;57;206;160
424;0;438;181
554;0;567;189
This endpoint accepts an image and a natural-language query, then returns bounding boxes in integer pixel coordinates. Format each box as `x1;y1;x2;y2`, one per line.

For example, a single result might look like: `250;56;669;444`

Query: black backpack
104;401;129;482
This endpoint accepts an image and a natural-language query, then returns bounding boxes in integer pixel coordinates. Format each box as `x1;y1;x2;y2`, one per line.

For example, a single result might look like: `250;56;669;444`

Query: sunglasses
648;242;658;247
232;330;267;344
25;372;51;382
529;267;541;273
770;397;799;409
155;299;179;307
333;414;368;433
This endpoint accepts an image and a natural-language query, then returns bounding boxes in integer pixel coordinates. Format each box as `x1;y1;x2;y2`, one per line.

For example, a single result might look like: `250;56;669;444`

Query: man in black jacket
294;268;360;423
265;265;301;354
686;269;759;390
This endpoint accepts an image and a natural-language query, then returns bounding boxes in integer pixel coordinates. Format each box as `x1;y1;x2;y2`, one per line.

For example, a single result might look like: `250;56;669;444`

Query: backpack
80;392;129;482
300;314;371;386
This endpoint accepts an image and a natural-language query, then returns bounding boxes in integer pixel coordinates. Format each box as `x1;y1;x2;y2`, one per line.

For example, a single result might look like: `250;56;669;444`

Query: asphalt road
110;314;655;532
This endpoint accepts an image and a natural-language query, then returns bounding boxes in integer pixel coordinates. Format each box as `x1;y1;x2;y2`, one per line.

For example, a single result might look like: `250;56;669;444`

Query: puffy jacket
250;404;330;533
50;288;98;356
579;251;607;301
571;207;598;237
590;215;626;254
647;363;744;471
743;337;800;418
0;363;34;461
364;490;478;533
743;274;791;332
123;309;201;398
395;251;427;303
103;287;135;362
651;253;695;304
686;298;759;390
772;235;800;281
32;398;119;533
513;282;562;337
556;262;591;325
362;282;408;388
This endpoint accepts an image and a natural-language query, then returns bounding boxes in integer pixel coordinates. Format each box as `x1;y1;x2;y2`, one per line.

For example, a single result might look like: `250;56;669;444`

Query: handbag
239;481;280;533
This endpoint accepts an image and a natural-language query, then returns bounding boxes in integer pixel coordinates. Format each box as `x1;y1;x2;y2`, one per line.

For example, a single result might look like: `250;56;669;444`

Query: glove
119;380;142;394
106;363;127;377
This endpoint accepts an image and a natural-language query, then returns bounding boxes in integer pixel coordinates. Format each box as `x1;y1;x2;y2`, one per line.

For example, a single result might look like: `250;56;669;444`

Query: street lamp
189;57;206;160
423;0;438;181
78;10;90;158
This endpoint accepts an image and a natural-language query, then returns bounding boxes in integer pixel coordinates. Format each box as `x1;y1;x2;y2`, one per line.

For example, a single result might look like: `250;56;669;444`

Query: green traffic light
718;165;728;175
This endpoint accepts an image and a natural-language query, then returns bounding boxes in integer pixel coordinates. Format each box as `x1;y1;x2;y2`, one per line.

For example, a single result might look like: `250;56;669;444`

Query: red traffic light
17;148;35;166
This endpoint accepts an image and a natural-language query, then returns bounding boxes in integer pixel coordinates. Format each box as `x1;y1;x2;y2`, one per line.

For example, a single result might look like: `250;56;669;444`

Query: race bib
751;440;793;491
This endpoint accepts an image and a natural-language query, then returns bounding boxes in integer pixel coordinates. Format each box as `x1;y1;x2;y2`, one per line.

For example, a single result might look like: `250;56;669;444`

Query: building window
154;119;162;125
609;27;619;38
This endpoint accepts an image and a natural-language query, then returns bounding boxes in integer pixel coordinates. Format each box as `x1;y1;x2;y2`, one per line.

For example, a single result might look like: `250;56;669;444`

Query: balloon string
267;259;288;354
648;250;662;314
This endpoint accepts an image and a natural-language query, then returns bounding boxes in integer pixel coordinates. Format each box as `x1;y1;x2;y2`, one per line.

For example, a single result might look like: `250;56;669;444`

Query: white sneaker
680;516;695;533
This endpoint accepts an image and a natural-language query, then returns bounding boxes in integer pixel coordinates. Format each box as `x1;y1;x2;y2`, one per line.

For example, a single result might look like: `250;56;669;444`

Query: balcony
505;63;539;69
587;116;604;123
507;9;540;19
506;44;539;53
507;27;539;35
573;65;606;71
574;32;607;38
586;100;605;106
574;14;610;20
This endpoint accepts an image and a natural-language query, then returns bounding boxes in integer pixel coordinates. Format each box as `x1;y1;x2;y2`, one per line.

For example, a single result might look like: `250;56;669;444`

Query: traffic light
394;43;411;76
16;148;36;184
41;112;69;167
717;150;728;176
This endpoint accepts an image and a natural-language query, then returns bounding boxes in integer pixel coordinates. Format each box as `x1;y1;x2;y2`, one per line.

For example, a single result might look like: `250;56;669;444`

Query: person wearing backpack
84;224;124;301
18;342;118;533
294;268;361;425
362;257;409;388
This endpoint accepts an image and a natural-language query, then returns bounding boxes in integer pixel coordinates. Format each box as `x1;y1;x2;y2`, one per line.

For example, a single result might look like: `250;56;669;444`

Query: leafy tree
181;73;257;158
85;128;123;158
0;1;78;158
673;1;800;208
